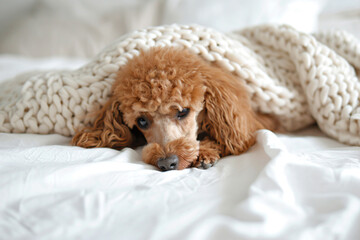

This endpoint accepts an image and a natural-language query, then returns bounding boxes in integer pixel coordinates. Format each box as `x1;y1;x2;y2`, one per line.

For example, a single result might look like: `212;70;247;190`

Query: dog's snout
157;155;179;171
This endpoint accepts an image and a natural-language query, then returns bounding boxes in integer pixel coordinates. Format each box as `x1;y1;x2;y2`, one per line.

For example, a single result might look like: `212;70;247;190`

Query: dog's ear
200;66;277;155
72;98;137;149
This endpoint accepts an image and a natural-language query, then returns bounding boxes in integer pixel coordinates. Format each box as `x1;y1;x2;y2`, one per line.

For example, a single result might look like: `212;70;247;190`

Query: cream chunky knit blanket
0;24;359;145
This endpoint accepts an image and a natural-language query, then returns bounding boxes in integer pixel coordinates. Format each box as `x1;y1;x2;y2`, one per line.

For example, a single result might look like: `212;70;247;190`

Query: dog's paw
194;142;221;169
198;159;218;169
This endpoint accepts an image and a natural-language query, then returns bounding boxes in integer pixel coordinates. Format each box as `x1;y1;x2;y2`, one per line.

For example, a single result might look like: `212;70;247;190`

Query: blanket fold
0;24;359;145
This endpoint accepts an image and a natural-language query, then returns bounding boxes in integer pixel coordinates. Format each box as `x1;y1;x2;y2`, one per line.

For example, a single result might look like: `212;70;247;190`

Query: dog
72;47;277;171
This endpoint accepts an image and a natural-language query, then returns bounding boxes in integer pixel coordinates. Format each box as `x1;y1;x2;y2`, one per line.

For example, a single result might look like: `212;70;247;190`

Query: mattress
0;55;359;240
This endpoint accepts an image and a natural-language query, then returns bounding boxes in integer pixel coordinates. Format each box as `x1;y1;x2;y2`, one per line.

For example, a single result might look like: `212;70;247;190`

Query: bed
1;1;360;240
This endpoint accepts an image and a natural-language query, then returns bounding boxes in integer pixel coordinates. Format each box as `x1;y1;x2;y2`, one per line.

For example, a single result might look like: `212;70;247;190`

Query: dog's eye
136;116;150;129
176;108;190;120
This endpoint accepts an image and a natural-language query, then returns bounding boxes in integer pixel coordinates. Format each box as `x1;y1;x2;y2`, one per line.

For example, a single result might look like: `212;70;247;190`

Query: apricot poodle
72;47;277;171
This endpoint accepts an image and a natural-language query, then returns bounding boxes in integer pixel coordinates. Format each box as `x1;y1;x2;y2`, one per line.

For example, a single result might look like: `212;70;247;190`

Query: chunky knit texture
0;24;359;145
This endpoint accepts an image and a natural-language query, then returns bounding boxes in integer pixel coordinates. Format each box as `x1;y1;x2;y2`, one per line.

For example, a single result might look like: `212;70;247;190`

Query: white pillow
0;0;326;58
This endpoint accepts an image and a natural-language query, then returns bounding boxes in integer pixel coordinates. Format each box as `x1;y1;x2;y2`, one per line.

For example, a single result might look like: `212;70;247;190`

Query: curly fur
72;47;277;170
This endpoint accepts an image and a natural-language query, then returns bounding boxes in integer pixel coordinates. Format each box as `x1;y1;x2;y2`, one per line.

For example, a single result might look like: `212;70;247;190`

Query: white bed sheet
0;55;359;240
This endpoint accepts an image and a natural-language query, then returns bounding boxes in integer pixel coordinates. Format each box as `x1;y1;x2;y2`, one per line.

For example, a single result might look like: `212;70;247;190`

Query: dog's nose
157;155;179;171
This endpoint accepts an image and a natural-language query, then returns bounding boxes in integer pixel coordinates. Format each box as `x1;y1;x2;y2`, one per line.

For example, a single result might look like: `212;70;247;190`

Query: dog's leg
195;139;222;169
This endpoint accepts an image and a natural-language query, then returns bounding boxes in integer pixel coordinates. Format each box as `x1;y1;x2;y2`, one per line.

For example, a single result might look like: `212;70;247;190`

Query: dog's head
114;47;207;170
72;47;275;170
73;47;208;169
